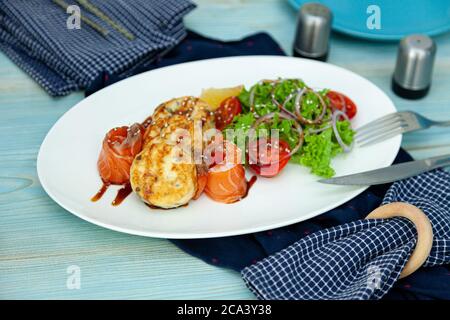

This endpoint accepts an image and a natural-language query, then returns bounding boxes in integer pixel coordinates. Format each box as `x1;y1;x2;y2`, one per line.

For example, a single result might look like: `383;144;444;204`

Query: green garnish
228;79;355;177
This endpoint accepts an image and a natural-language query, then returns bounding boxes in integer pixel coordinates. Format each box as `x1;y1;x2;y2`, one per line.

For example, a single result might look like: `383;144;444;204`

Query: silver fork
355;111;450;147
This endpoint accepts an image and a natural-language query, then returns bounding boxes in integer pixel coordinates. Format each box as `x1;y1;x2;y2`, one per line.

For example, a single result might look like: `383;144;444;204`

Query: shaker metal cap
293;2;332;61
393;35;436;92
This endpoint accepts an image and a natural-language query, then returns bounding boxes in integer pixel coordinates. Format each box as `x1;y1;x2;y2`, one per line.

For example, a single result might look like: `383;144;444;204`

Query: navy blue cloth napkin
0;0;195;96
241;168;450;300
85;30;284;96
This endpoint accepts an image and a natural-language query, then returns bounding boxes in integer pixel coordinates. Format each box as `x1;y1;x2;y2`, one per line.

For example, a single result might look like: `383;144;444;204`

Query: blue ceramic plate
288;0;450;41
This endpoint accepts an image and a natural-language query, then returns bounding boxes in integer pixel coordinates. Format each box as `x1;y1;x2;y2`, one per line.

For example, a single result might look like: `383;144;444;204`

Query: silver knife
319;154;450;186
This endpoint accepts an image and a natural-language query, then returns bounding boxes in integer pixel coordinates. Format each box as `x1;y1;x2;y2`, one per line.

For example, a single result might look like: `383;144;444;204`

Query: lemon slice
200;85;244;110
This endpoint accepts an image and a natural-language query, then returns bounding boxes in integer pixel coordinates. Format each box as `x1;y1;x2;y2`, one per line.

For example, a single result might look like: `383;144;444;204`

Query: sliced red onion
270;79;302;110
282;92;295;107
279;108;297;120
294;88;327;125
270;87;305;120
279;92;298;119
308;124;331;134
252;112;278;128
270;86;282;108
331;110;353;153
293;87;306;114
252;78;305;119
251;112;304;160
285;120;304;158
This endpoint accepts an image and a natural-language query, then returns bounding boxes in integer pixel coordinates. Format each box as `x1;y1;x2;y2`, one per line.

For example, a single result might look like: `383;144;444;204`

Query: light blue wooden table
1;0;450;299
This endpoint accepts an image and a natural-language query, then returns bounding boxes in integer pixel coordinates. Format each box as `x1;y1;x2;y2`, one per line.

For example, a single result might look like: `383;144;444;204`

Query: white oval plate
37;56;400;239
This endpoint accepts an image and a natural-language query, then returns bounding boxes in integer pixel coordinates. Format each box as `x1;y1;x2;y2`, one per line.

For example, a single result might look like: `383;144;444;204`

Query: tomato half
248;138;291;178
326;91;358;119
214;96;242;131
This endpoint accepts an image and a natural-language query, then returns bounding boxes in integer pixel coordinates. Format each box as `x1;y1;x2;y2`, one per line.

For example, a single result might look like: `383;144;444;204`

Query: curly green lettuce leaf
233;79;355;178
238;79;305;116
291;120;355;178
225;112;255;136
226;112;300;151
331;119;354;156
291;128;335;178
299;89;329;121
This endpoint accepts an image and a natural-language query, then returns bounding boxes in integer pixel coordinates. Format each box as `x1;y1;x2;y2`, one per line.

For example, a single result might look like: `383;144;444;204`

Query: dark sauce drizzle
91;182;133;206
112;183;132;206
239;175;257;201
91;183;110;202
92;175;258;207
247;175;257;193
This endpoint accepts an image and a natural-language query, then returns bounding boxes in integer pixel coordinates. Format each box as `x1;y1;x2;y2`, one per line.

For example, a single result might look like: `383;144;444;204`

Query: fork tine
356;113;401;134
357;112;398;130
355;118;406;140
357;127;404;147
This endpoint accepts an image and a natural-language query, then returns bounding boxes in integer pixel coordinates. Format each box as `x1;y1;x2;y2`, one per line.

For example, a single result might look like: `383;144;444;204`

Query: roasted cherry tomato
248;138;291;178
326;90;358;119
214;96;242;131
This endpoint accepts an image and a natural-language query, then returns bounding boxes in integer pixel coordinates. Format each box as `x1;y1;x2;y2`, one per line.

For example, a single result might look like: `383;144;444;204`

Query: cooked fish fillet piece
130;97;215;209
143;96;215;145
130;137;198;208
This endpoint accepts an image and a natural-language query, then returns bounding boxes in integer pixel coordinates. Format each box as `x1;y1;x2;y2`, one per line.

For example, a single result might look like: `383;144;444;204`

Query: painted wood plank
1;0;450;299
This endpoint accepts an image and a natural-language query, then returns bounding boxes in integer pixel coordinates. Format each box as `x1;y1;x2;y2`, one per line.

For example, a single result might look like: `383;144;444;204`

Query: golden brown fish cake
143;96;215;146
130;97;215;209
130;137;197;209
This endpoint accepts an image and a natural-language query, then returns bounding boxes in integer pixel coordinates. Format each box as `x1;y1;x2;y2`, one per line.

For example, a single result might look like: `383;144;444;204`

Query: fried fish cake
130;137;198;208
130;97;214;209
143;96;214;145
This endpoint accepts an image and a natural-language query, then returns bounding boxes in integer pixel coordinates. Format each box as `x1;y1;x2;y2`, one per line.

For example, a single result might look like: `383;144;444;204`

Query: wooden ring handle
365;202;433;279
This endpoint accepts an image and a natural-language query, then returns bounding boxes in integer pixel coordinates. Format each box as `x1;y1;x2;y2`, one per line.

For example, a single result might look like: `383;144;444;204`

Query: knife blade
319;153;450;186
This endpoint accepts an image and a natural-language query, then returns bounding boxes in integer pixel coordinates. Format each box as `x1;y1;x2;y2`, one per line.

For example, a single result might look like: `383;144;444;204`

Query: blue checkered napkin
0;0;195;96
241;169;450;300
